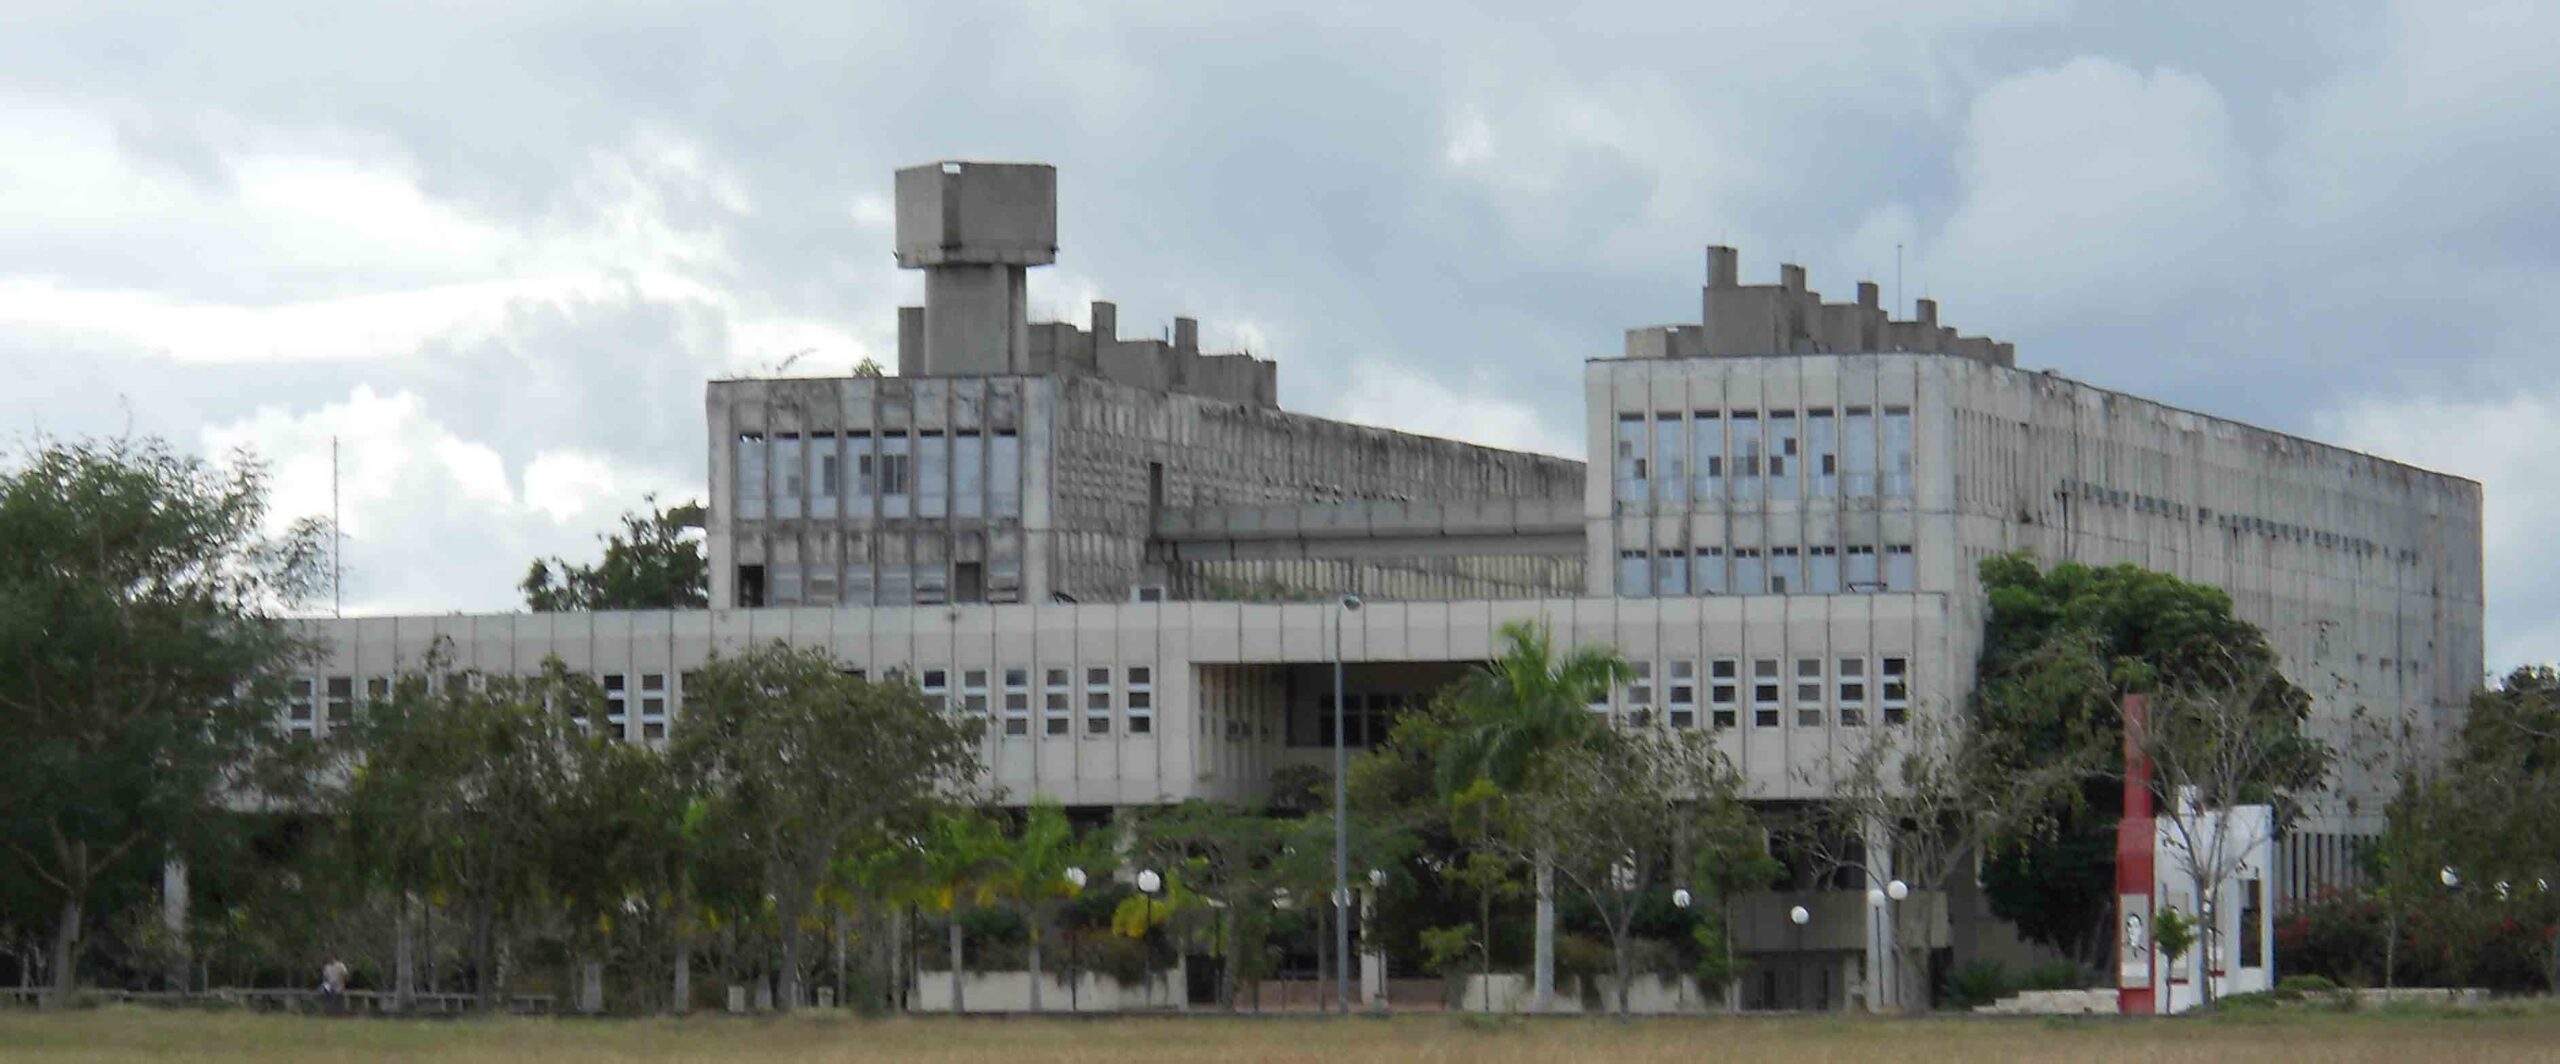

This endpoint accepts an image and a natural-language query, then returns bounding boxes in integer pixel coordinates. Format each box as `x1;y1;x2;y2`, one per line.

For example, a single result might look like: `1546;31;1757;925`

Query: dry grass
5;1005;2559;1063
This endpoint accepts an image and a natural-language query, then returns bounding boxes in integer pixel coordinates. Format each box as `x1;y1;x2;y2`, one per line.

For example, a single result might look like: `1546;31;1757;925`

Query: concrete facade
281;161;2482;1007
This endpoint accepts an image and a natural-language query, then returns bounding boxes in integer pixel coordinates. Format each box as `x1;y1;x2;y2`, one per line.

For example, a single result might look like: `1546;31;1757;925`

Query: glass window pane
1693;412;1724;502
1654;414;1686;509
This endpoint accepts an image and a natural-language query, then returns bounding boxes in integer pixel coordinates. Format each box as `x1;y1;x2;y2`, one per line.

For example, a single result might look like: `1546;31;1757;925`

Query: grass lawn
6;1004;2560;1063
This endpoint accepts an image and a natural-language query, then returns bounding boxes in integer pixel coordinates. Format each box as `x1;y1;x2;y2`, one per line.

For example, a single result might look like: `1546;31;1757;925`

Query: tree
1811;699;2102;1012
673;643;982;1012
1491;728;1759;1015
1433;620;1630;1011
988;800;1107;1012
520;496;708;611
2136;648;2333;1009
1130;801;1297;1011
341;658;598;1009
0;438;325;1005
916;808;1008;1013
1970;552;2322;966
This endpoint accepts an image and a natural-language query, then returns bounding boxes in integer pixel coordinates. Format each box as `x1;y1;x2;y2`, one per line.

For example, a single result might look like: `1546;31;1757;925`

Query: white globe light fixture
1887;879;1910;902
2441;866;2460;889
1789;906;1810;926
1867;887;1887;908
1672;888;1693;910
1064;866;1088;890
1138;869;1163;895
1368;868;1388;888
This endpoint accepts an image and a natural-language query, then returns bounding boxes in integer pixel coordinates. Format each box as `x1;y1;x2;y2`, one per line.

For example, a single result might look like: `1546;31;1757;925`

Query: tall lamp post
1064;866;1088;1013
1671;888;1693;1011
1788;905;1810;1010
1332;593;1362;1014
1138;869;1163;1011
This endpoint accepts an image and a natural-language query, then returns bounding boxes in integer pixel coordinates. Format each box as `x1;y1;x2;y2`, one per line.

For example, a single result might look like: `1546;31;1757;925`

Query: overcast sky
2;2;2551;671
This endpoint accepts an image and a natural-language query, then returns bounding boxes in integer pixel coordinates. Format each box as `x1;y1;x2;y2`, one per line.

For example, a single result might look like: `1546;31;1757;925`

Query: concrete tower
893;161;1058;377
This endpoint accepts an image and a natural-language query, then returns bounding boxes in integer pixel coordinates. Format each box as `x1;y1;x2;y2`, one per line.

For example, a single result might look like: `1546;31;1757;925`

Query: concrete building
286;160;2482;1010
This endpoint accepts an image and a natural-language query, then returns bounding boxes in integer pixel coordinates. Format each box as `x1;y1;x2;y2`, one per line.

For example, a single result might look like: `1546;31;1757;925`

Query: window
1692;546;1727;595
1768;411;1798;502
286;678;316;735
1881;657;1910;725
1044;668;1072;736
736;433;767;520
365;676;391;703
1732;548;1764;596
1883;407;1914;499
1884;545;1916;591
1654;414;1686;509
1794;658;1824;727
1769;546;1801;594
1843;407;1877;498
1836;658;1866;727
1617;550;1651;598
773;434;804;520
1709;660;1739;729
2240;880;2265;968
1084;667;1113;735
1808;409;1838;497
847;431;875;508
961;669;990;717
921;668;949;711
603;673;628;741
991;430;1021;518
1693;412;1725;501
770;563;803;606
1626;661;1654;726
1845;544;1880;590
953;430;984;519
1588;675;1612;715
1751;659;1780;728
1615;414;1648;511
877;435;913;518
814;434;841;510
1808;545;1840;593
1126;666;1154;735
325;677;354;728
638;674;668;740
1668;660;1697;729
918;431;949;518
1654;548;1689;596
1001;667;1030;736
1731;412;1763;502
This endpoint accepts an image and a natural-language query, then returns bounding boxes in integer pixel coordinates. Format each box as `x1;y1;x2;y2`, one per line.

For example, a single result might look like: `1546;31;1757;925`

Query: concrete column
579;958;604;1014
160;857;189;993
1706;245;1739;288
1863;818;1901;1013
1359;888;1384;1006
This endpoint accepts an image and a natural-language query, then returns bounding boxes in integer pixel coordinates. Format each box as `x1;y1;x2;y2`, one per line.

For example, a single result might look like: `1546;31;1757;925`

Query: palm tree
918;810;1008;1014
988;800;1103;1012
1436;619;1630;1012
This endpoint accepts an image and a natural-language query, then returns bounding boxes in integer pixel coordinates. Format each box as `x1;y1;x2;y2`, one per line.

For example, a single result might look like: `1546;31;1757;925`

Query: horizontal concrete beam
1157;532;1583;562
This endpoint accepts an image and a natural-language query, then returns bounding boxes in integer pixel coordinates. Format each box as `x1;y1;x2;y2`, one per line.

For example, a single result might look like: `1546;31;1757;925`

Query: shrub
2022;960;2092;991
2276;974;2339;995
1942;959;2013;1010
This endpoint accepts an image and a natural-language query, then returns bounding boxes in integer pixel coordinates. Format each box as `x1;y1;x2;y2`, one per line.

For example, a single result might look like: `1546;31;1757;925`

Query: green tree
1433;620;1630;1012
916;809;1008;1013
674;644;982;1012
989;800;1107;1012
2379;666;2560;992
520;496;708;611
1971;552;2325;966
1130;801;1298;1011
0;438;325;1004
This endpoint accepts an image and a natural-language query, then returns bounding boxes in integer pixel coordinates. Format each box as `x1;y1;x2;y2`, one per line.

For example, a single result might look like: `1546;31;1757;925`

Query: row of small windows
1614;406;1914;511
736;430;1022;522
1594;656;1912;729
742;557;1024;608
2059;477;2418;563
1615;544;1915;597
285;665;1159;742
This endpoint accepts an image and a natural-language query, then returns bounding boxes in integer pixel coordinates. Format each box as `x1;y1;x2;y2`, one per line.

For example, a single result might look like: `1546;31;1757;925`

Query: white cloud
1326;359;1580;460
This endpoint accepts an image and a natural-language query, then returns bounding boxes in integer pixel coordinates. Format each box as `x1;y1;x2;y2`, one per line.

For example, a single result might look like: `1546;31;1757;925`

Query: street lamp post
1138;869;1163;1011
1366;867;1388;1012
1788;905;1810;1010
1332;593;1362;1014
1064;867;1087;1013
1882;879;1908;1010
1671;888;1693;1011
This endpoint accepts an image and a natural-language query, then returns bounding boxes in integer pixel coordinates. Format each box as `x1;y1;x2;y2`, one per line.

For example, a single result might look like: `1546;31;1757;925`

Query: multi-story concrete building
288;160;2482;1010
